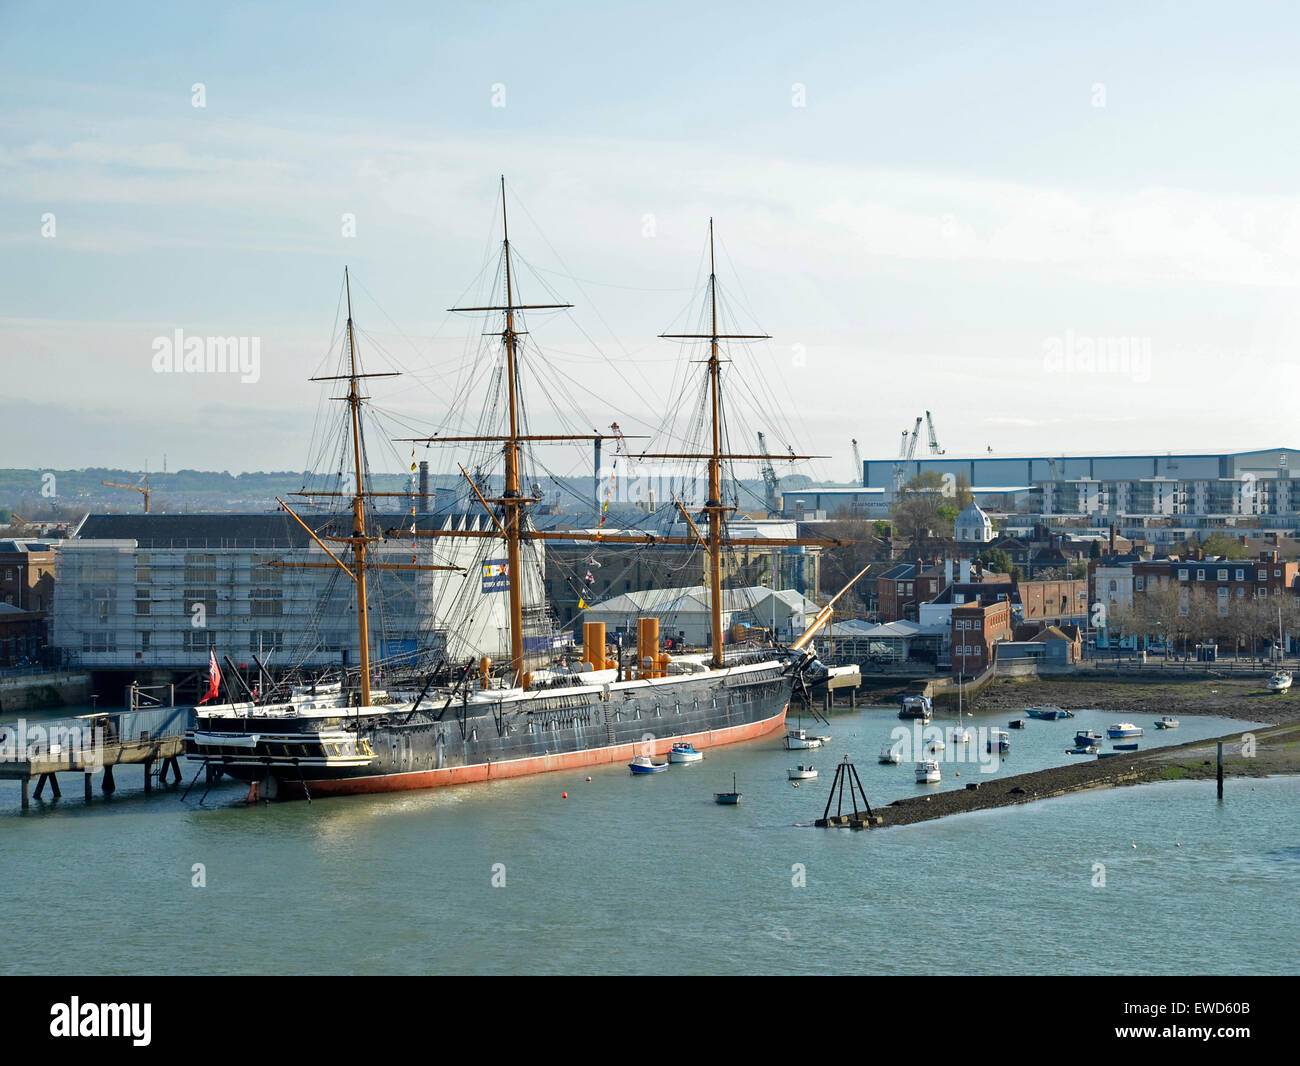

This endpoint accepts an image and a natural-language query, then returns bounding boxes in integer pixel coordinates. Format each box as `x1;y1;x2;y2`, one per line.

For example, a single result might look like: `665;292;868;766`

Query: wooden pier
1;705;190;809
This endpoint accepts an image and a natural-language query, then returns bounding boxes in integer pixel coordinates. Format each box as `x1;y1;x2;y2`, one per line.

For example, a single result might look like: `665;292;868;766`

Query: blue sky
3;0;1299;478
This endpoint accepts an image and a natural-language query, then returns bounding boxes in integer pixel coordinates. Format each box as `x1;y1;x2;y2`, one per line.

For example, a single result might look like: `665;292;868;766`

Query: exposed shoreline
869;676;1300;829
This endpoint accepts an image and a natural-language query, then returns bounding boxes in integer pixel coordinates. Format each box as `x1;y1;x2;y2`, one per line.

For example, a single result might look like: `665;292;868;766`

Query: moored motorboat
1113;742;1140;751
1028;706;1074;720
987;728;1010;754
1075;729;1105;746
787;764;818;780
629;755;669;774
899;695;933;721
878;743;902;765
1154;716;1180;729
1107;722;1143;738
668;742;703;763
1067;744;1099;755
1008;718;1026;729
784;728;823;750
915;759;941;784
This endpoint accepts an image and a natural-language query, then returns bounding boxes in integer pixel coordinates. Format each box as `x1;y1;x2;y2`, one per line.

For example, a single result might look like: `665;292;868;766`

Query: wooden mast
706;222;725;668
271;270;465;705
500;178;527;687
344;269;373;706
660;221;772;668
395;195;844;678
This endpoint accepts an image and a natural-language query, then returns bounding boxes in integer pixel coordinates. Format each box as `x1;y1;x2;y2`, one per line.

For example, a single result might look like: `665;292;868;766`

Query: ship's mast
500;183;527;686
397;196;841;678
344;270;373;706
660;221;774;668
706;222;726;666
272;269;465;705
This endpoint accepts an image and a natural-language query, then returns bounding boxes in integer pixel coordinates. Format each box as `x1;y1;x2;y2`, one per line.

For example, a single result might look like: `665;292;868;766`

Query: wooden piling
102;764;115;794
34;774;47;800
84;772;92;802
1217;741;1224;799
20;777;29;809
143;760;152;793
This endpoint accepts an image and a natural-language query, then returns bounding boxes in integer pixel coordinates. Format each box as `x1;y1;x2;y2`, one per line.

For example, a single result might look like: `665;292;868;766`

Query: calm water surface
1;702;1294;975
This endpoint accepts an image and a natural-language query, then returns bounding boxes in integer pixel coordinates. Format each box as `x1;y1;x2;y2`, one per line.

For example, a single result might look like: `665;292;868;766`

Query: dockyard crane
894;426;915;493
905;417;922;463
101;474;151;513
893;417;923;495
851;439;862;485
925;411;945;455
756;431;781;516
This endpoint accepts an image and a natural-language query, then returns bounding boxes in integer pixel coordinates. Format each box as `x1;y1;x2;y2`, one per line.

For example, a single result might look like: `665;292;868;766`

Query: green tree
890;472;953;544
977;547;1013;574
1200;533;1248;560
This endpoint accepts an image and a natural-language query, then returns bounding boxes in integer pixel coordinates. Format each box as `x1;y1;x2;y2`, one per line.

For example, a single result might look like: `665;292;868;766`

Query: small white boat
668;742;703;763
1268;671;1292;693
915;759;941;784
1107;722;1143;739
925;736;946;754
784;728;823;750
628;755;669;774
878;743;902;765
787;764;818;780
1154;716;1180;730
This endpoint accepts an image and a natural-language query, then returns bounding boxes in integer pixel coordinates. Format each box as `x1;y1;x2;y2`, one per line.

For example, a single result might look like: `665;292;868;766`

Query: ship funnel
638;616;660;678
583;622;609;672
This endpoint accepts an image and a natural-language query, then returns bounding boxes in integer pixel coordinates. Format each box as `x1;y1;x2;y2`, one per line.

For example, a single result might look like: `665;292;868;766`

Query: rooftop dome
954;502;993;543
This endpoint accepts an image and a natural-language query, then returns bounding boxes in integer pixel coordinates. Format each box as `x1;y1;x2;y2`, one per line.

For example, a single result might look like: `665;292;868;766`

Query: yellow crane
101;475;151;513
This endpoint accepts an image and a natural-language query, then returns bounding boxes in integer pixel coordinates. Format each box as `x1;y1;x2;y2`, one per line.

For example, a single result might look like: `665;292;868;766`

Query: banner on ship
481;560;509;593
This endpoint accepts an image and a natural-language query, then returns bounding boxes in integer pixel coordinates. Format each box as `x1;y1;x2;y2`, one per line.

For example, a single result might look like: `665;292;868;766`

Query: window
250;630;283;653
248;588;283;618
183;630;217;652
1237;587;1246;597
140;632;150;650
1236;569;1245;581
1134;576;1144;591
1178;569;1189;580
1275;569;1282;577
1109;580;1118;592
1196;569;1205;580
183;553;218;585
135;587;150;616
1217;569;1227;580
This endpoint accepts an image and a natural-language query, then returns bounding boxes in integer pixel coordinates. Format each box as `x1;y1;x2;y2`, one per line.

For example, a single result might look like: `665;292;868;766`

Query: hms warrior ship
186;182;862;800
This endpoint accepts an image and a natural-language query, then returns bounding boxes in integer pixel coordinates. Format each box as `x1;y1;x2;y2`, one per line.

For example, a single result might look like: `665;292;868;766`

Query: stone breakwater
875;721;1299;829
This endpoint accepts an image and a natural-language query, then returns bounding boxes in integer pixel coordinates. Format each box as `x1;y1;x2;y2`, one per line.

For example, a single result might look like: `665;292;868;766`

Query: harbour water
1;701;1295;975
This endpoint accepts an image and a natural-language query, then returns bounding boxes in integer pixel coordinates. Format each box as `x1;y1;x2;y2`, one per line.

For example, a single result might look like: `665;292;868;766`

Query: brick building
951;599;1013;677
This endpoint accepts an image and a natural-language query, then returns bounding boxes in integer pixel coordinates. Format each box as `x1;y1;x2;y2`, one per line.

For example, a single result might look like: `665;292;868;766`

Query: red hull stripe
283;704;789;797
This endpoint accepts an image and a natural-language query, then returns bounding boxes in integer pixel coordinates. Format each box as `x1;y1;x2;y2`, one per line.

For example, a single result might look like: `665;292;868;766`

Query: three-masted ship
186;182;858;800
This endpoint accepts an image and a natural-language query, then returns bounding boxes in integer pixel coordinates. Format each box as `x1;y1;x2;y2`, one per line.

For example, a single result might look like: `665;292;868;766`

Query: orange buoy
562;792;568;799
